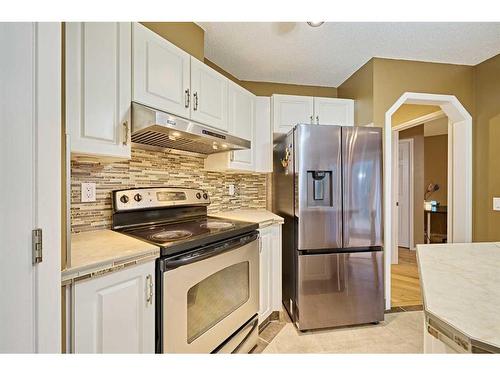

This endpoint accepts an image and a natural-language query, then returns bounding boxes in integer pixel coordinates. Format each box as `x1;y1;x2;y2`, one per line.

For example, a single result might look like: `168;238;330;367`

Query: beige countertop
62;230;160;283
417;242;500;351
211;209;284;228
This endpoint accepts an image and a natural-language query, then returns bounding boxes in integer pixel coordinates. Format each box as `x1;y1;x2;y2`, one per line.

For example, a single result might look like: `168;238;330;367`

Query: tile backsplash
71;147;268;233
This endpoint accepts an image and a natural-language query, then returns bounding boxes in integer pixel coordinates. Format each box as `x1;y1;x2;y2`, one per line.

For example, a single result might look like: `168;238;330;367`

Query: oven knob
134;193;143;202
120;195;129;204
203;193;208;200
196;193;201;199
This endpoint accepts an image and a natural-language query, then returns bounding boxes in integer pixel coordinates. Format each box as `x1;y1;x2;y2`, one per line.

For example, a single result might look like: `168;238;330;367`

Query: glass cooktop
117;216;259;257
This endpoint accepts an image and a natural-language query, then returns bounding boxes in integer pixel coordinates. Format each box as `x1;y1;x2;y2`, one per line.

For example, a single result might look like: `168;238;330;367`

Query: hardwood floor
391;248;422;307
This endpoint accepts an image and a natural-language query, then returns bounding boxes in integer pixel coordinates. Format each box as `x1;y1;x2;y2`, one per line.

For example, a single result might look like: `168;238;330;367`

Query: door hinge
32;228;43;264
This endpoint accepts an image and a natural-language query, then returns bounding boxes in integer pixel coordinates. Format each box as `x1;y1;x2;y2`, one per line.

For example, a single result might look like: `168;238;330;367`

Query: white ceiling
424;117;448;137
199;22;500;87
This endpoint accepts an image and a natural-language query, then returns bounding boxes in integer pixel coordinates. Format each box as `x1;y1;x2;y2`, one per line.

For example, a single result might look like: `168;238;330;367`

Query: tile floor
255;311;424;354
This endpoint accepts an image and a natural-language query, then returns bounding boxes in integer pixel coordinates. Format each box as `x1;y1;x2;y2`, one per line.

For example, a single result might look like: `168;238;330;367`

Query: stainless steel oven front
156;232;259;353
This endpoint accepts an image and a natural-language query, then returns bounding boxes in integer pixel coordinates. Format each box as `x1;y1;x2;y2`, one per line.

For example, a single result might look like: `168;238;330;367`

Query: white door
272;94;314;134
258;227;273;323
73;261;155;353
313;97;354;126
66;22;131;159
132;23;191;118
227;81;255;170
398;140;412;248
190;57;229;131
0;23;61;353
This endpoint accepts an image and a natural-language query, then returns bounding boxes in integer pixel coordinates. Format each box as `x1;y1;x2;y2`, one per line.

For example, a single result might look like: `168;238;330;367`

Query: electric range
111;187;260;353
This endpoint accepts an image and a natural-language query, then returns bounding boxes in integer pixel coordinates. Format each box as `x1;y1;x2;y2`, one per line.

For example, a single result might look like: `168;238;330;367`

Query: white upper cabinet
73;261;155;353
227;81;255;169
272;94;355;135
272;94;314;134
255;97;273;173
132;23;191;119
313;97;354;126
190;57;229;131
66;22;131;159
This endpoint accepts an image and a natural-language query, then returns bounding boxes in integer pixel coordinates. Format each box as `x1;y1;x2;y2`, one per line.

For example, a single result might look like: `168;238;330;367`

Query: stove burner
200;221;235;230
151;230;193;242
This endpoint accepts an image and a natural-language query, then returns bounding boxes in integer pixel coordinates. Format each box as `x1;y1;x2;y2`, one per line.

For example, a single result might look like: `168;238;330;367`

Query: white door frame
384;93;472;310
0;23;61;353
396;138;414;254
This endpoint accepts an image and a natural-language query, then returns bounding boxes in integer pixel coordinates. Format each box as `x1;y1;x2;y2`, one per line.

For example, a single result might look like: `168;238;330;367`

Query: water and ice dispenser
307;171;332;207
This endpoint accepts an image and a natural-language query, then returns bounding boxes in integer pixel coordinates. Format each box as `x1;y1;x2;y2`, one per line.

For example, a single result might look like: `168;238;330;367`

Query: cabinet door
258;227;273;323
270;224;283;311
228;81;255;170
272;94;313;134
313;97;354;126
190;57;228;131
132;23;190;118
255;97;273;173
73;261;155;353
66;22;131;159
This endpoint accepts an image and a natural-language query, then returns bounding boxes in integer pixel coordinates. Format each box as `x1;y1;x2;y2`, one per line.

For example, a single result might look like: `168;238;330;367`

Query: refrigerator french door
275;124;384;331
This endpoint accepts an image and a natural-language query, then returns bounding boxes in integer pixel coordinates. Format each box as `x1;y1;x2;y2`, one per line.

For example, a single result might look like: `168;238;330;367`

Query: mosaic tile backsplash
71;147;268;233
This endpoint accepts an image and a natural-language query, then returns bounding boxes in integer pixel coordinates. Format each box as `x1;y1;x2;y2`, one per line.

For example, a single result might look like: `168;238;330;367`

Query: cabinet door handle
146;274;153;305
184;88;190;108
309;115;313;124
193;92;198;111
316;115;319;125
122;121;129;145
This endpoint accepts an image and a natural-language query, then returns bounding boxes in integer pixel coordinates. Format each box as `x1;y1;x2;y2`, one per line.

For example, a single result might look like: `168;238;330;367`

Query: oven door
159;232;259;353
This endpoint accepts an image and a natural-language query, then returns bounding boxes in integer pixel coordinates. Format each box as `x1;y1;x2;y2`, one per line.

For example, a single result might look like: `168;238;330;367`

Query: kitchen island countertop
417;242;500;352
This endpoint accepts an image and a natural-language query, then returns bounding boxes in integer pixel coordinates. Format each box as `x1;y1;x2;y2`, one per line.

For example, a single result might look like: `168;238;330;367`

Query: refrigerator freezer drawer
297;250;384;330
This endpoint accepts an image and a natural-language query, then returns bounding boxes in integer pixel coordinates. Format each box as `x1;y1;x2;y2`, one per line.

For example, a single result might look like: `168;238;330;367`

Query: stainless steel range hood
131;102;250;154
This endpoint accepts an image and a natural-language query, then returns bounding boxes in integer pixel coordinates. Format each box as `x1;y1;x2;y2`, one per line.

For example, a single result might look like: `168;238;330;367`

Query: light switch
228;184;236;196
493;197;500;211
81;182;97;202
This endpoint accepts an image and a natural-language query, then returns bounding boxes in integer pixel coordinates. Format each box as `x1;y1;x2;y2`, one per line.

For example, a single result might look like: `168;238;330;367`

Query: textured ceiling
199;22;500;87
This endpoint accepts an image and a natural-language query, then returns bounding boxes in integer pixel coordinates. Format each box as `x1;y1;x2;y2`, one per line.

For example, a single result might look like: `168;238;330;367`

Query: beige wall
140;22;205;61
473;53;500;241
372;58;474;127
399;125;425;245
337;59;374;125
424;135;448;205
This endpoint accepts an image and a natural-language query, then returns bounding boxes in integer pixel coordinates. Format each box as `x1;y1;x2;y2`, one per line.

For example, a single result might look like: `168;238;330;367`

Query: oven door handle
163;232;258;270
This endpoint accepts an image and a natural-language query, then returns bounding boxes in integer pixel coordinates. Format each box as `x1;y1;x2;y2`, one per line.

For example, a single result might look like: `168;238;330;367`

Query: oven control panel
113;187;210;212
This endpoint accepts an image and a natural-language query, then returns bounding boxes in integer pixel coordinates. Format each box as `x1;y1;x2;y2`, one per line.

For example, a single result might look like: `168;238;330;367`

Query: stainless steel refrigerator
274;124;384;331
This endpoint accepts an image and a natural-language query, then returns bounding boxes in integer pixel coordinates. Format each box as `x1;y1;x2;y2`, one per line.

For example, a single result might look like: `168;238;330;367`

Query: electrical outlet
493;197;500;211
81;183;96;203
228;184;236;196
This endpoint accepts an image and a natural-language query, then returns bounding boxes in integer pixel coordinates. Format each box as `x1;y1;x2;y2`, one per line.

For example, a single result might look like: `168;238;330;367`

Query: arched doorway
384;92;472;310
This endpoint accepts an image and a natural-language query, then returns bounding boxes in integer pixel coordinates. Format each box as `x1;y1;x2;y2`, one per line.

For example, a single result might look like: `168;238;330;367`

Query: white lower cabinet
73;261;155;353
258;224;282;324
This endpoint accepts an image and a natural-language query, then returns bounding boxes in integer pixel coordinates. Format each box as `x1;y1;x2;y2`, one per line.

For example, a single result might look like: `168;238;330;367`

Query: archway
384;92;472;310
